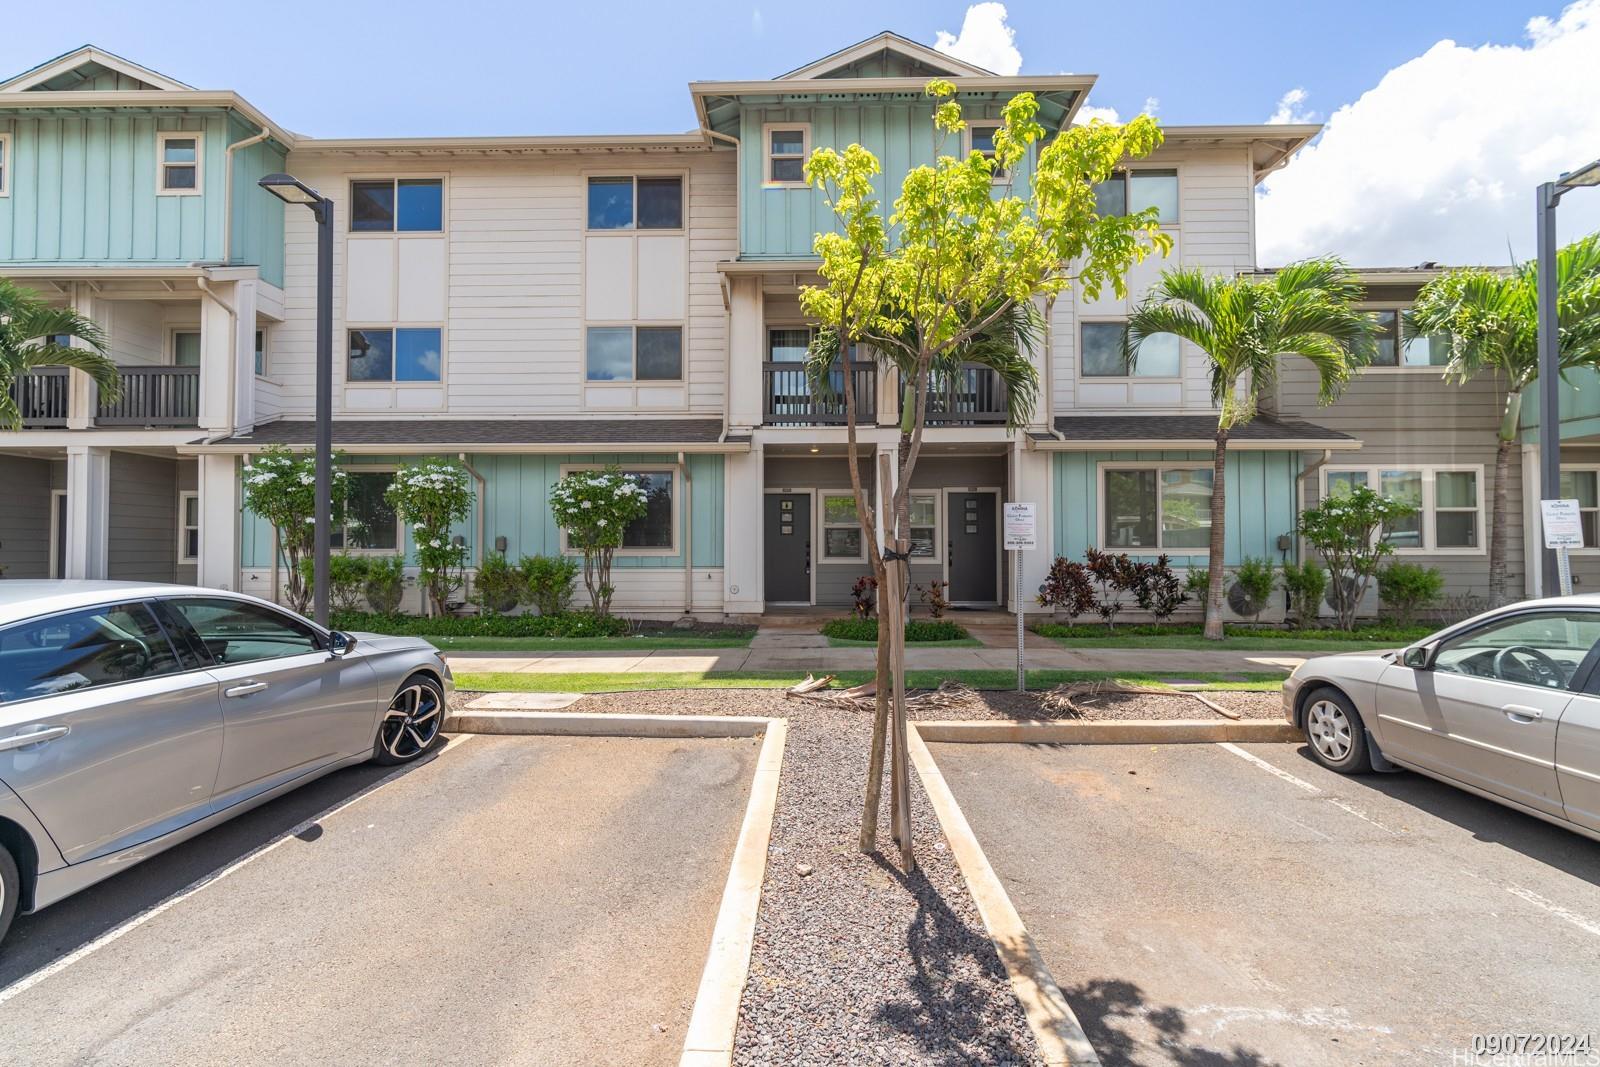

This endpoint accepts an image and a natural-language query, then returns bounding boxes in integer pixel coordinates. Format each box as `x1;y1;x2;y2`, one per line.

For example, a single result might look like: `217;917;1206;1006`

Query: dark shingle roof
210;418;731;449
1052;414;1353;444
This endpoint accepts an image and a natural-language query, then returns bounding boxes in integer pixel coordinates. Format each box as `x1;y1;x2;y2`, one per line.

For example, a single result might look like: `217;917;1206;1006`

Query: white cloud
1074;102;1120;125
1266;87;1315;125
1258;0;1600;267
933;3;1022;76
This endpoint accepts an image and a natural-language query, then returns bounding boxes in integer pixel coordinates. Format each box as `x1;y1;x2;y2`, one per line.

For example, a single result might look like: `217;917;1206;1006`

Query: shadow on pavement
1064;978;1285;1067
0;745;449;988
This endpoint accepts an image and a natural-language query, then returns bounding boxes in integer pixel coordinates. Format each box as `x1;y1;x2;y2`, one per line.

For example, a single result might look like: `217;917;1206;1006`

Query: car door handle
224;681;269;698
0;725;70;752
1502;704;1544;723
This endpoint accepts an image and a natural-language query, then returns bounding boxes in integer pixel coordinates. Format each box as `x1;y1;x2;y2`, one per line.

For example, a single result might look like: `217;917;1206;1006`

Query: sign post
1540;498;1584;597
1003;503;1037;692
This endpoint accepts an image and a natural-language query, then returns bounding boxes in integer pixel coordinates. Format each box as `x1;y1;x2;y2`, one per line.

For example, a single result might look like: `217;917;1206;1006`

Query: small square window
767;127;808;184
394;328;443;381
351;181;397;231
173;331;202;367
158;134;201;194
585;327;635;381
969;123;1007;180
1128;169;1178;221
396;179;443;231
637;177;683;229
348;329;395;382
636;327;682;380
587;177;634;229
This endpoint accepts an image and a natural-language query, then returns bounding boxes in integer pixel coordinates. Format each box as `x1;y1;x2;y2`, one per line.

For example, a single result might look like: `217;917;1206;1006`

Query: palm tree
1405;233;1600;607
0;277;120;430
1126;259;1375;640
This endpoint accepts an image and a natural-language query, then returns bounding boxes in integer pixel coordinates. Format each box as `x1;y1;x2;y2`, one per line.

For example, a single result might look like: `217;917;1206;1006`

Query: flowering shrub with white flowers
549;466;649;617
240;446;350;614
1299;483;1418;631
386;461;474;615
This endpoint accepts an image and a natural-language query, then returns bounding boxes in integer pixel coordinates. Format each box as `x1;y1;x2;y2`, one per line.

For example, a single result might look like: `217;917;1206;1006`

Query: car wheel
373;674;446;766
0;847;19;946
1302;687;1372;774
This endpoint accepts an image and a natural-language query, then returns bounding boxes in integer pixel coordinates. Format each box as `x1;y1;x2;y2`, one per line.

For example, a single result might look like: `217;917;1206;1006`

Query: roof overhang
778;32;996;80
0;89;295;147
1038;415;1360;452
0;45;193;92
1029;435;1364;452
1157;124;1321;183
183;418;750;456
289;131;717;158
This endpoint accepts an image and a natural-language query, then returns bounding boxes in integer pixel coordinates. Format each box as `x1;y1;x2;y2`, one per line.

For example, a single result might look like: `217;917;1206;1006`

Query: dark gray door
764;494;812;603
947;492;997;604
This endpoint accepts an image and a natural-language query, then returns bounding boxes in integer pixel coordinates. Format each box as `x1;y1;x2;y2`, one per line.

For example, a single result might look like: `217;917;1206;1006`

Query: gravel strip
1191;690;1285;719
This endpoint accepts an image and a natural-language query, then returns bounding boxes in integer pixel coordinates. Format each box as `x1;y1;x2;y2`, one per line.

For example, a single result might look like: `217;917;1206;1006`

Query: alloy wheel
380;683;443;760
1307;700;1353;762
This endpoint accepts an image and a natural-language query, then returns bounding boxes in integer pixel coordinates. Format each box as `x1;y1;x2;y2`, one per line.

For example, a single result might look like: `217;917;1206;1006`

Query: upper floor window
348;327;443;383
351;179;443;232
0;133;11;197
1103;465;1212;551
172;330;201;367
1080;321;1181;378
765;126;810;186
1325;466;1482;552
967;122;1006;181
1092;169;1178;223
586;326;682;381
1365;309;1448;368
157;133;202;195
586;176;683;230
254;329;268;377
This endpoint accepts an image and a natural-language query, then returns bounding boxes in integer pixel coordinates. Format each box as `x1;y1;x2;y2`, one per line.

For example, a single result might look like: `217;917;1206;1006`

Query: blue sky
0;1;1549;137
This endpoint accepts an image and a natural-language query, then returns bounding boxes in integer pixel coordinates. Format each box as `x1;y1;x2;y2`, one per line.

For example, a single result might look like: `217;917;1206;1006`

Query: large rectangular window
348;328;443;383
1102;465;1212;550
332;470;400;552
1561;467;1600;548
1364;309;1448;368
585;326;682;381
1092;169;1178;223
158;133;201;194
586;176;683;230
351;179;443;232
1325;466;1482;552
822;493;863;560
1080;322;1181;378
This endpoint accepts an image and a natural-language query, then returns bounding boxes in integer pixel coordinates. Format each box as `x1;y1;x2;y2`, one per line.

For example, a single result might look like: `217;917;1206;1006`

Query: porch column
1522;444;1542;599
231;279;260;432
723;445;764;617
65;283;99;430
197;453;241;592
198;280;239;434
1009;442;1053;614
727;276;763;433
64;445;111;579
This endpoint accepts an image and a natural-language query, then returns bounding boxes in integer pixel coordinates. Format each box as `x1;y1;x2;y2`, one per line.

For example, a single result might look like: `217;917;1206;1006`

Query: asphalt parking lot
0;733;758;1066
933;738;1600;1067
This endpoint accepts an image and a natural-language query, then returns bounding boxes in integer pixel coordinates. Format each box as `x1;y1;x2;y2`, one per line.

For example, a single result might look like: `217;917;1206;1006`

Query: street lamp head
1557;158;1600;190
258;173;324;206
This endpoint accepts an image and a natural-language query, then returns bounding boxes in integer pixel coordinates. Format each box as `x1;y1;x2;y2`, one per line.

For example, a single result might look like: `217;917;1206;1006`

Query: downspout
458;451;487;576
1293;449;1334;562
679;450;694;616
222;125;271;265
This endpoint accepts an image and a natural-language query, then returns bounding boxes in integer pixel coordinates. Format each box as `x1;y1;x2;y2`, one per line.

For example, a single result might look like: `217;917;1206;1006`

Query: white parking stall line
0;736;472;1007
1504;885;1600;939
1217;742;1321;793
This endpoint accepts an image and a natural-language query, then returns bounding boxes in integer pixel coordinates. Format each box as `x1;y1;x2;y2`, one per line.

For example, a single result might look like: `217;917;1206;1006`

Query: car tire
372;673;447;766
0;846;19;946
1302;686;1372;774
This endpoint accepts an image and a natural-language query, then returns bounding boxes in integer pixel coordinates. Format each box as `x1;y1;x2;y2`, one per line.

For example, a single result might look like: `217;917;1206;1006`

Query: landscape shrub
241;447;351;614
1084;548;1140;629
820;618;970;643
1378;562;1446;627
1031;620;1437;642
1228;557;1277;620
917;579;950;618
1185;568;1209;597
1280;559;1328;628
1036;557;1097;620
520;554;580;616
330;610;628;638
472;553;524;616
297;554;371;613
549;467;650;618
1300;485;1418;630
1130;554;1189;621
851;575;878;619
387;462;474;615
363;556;406;614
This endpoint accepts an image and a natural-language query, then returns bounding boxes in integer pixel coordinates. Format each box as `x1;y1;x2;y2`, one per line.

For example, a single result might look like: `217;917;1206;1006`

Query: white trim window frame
583;174;685;232
254;327;269;379
819;491;867;562
964;121;1008;183
584;324;684;384
1358;305;1450;372
1321;465;1486;555
156;131;203;196
762;123;811;187
1092;167;1180;225
0;132;11;197
345;325;446;386
169;326;202;368
1096;462;1214;553
1077;319;1183;381
348;177;446;233
908;491;942;564
1560;465;1600;554
178;490;200;563
558;464;680;558
335;466;404;556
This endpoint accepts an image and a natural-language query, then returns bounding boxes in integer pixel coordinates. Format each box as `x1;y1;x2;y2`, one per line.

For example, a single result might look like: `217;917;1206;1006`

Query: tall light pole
1536;158;1600;595
259;173;335;625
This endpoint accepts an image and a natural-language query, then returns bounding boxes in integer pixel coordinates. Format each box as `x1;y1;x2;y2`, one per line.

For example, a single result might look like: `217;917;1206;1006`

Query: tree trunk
1490;436;1514;608
859;458;894;854
1204;429;1229;641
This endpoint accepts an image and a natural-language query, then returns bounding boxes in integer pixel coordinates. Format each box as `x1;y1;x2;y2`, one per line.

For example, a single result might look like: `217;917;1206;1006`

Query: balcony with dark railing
913;364;1008;426
8;367;71;428
95;366;200;427
763;361;877;426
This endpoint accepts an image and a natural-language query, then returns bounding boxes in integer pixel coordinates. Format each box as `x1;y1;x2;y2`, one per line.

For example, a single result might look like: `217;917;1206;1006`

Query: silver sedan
1284;595;1600;842
0;581;453;944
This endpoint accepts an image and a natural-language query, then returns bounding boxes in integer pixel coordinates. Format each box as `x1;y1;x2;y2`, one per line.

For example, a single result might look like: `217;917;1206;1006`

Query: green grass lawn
424;634;754;652
453;668;1287;694
1031;621;1434;652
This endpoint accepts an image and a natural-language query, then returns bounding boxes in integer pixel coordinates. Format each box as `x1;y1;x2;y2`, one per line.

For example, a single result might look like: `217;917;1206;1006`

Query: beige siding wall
267;149;736;420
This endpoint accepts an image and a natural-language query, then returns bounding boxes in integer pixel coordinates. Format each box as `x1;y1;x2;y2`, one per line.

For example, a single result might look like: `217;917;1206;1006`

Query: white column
231;279;259;432
723;445;765;617
65;283;99;430
198;453;241;592
197;281;238;434
1009;441;1053;614
65;445;111;579
1522;444;1542;599
727;276;763;433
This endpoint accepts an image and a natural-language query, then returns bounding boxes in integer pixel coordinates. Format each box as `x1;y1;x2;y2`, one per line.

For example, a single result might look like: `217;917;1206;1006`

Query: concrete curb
444;710;771;738
907;725;1100;1067
914;718;1299;745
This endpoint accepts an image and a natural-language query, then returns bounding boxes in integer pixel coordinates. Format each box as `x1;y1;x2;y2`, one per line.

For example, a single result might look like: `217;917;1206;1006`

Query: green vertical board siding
737;98;1036;260
228;117;286;287
240;454;726;570
1520;366;1600;444
0;111;230;266
1051;450;1301;567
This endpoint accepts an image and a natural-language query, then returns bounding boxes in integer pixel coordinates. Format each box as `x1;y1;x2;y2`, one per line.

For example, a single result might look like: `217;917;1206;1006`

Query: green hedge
331;611;628;638
1032;621;1436;642
820;618;971;643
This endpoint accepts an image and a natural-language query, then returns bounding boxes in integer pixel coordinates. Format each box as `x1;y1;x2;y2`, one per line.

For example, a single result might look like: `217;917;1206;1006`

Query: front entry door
947;492;997;604
764;494;812;604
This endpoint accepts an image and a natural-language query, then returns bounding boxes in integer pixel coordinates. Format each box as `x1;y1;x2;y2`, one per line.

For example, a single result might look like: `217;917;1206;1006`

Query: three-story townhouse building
17;35;1571;620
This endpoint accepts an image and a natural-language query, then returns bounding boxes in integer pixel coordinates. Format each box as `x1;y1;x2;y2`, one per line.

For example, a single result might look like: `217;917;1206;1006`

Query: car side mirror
329;631;358;657
1401;644;1433;670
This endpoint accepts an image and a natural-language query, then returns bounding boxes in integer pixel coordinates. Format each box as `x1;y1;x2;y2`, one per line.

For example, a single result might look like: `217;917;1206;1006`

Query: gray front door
947;492;997;604
764;494;812;604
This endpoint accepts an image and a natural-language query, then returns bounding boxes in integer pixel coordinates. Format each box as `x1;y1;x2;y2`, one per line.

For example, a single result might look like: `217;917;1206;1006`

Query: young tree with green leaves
1405;233;1600;607
548;467;650;618
0;277;120;430
387;461;475;616
241;447;351;614
1125;260;1375;641
800;79;1171;865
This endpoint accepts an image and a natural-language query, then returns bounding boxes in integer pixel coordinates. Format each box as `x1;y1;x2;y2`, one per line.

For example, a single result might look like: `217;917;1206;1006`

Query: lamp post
259;173;335;625
1536;158;1600;595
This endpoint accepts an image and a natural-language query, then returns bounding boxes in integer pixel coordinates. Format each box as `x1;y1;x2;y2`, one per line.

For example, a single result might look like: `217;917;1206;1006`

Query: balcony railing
8;366;71;428
917;364;1008;426
763;361;877;426
96;365;200;427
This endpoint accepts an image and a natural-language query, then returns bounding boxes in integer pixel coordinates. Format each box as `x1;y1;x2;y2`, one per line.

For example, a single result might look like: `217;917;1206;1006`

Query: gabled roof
778;31;994;80
0;45;192;93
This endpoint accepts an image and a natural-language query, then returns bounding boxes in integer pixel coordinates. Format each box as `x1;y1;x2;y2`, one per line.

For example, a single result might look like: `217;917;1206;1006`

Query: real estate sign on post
1540;498;1583;596
1003;503;1036;692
